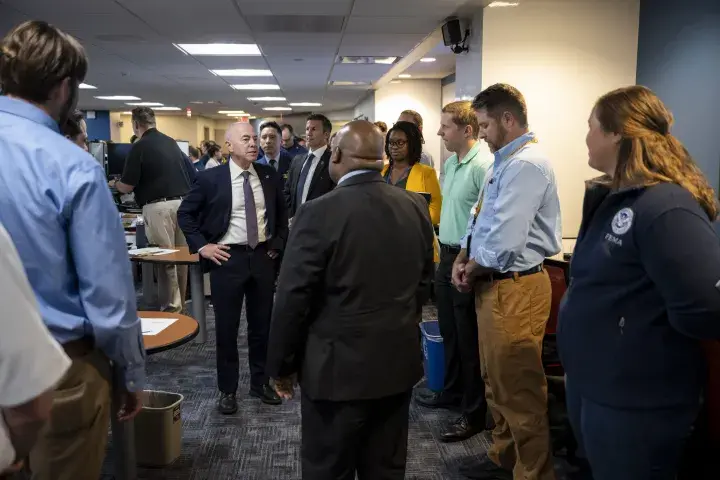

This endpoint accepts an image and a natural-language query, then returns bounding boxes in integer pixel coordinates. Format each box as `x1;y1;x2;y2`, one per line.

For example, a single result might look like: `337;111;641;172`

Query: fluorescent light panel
398;74;412;78
338;56;398;65
230;84;280;90
247;97;286;101
218;110;247;114
329;81;369;86
173;43;261;56
263;107;292;111
289;102;322;107
420;57;436;63
210;69;272;77
153;107;182;111
79;83;96;89
125;102;163;106
95;95;141;101
488;1;519;7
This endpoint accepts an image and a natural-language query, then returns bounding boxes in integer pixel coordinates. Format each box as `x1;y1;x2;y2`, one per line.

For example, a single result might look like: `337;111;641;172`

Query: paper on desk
128;247;179;256
141;317;177;336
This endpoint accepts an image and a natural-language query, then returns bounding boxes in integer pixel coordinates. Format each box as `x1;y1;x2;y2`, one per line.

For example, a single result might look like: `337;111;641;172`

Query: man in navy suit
283;113;336;221
178;122;288;414
256;121;292;189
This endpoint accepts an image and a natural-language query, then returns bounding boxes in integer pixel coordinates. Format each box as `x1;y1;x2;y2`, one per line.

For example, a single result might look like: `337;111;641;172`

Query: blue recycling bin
420;321;445;392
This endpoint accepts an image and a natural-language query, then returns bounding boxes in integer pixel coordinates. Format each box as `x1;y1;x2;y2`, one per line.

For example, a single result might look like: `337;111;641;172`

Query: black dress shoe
440;415;484;442
249;384;282;405
458;456;513;480
414;388;461;409
218;392;238;415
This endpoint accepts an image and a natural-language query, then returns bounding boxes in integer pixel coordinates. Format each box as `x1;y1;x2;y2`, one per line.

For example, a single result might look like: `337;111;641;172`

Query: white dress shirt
0;224;70;471
301;144;327;204
218;161;268;245
265;153;281;170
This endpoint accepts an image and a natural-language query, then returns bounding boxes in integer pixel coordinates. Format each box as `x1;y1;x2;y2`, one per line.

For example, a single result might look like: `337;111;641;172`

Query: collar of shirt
493;131;536;166
0;96;60;133
338;168;376;185
264;153;280;164
308;145;328;159
448;140;483;167
229;159;257;179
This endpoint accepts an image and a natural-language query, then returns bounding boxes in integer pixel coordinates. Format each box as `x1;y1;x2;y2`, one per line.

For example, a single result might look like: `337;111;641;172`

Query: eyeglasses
388;140;407;148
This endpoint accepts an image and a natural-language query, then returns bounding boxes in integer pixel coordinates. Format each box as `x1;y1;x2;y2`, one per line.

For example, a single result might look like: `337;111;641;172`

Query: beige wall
440;82;457;163
374;79;443;174
481;0;640;241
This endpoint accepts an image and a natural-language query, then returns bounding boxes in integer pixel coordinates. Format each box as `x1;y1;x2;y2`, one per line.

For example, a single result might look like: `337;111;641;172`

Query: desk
129;247;207;344
111;311;199;480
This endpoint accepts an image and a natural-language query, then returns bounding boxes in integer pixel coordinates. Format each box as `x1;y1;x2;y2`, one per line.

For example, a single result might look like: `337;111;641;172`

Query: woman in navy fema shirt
558;85;720;480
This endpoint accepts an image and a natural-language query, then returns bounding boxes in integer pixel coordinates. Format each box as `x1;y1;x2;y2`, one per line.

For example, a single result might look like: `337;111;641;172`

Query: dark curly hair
386;121;423;167
207;143;222;158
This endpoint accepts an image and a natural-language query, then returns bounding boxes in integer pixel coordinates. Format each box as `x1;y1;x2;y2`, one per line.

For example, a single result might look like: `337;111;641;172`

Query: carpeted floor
101;299;573;480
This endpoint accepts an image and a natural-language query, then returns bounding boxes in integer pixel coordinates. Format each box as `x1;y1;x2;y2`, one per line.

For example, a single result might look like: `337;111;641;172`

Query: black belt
146;195;183;205
491;264;544;281
440;243;461;254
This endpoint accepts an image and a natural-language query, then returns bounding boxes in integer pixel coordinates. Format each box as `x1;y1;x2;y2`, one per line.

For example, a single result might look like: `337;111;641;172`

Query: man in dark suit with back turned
178;122;288;414
267;120;435;480
283;113;335;222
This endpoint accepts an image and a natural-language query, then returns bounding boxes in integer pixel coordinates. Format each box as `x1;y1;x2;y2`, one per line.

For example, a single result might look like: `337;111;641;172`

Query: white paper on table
140;317;178;336
127;247;178;256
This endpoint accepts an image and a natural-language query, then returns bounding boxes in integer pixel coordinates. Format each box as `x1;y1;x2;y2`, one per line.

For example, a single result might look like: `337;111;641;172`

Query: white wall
374;79;442;174
354;92;375;122
482;0;639;241
440;82;457;162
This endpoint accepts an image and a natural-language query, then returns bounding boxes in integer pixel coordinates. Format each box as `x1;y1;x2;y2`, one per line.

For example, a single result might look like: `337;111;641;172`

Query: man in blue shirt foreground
453;84;561;480
0;21;146;479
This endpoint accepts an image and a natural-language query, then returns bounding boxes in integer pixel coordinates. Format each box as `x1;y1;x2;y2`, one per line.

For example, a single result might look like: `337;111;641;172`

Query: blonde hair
594;85;717;220
442;100;480;139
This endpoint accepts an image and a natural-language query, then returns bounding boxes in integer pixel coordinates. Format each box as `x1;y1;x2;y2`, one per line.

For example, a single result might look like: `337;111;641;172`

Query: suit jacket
283;148;335;217
256;150;293;188
177;162;289;272
267;171;435;401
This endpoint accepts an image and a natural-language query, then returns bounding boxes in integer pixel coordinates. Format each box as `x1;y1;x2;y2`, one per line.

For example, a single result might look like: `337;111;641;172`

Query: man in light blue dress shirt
453;84;561;480
0;21;145;479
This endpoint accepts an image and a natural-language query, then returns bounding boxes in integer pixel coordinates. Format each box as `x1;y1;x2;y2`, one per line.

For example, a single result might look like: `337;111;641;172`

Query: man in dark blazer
267;120;435;480
282;113;335;220
256;121;292;188
178;122;288;414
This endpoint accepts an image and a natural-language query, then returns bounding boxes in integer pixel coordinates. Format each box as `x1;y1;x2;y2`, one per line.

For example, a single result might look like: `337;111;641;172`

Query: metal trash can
133;390;184;466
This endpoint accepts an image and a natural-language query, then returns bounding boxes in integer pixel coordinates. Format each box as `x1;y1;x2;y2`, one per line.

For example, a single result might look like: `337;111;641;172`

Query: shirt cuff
473;244;501;271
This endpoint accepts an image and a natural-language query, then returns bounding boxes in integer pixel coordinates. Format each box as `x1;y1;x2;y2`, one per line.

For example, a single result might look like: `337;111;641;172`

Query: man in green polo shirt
415;100;492;442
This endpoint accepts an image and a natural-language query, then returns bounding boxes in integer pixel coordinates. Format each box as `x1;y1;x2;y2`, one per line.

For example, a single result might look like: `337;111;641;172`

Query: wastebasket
133;390;184;466
420;321;445;392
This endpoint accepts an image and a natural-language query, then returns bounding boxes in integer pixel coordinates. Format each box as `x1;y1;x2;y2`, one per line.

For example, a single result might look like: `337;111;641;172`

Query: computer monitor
106;143;133;177
176;140;189;156
88;141;106;169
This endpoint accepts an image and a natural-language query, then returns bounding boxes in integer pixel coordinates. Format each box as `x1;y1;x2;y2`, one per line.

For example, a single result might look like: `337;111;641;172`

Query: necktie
241;171;259;248
269;159;277;170
295;153;315;208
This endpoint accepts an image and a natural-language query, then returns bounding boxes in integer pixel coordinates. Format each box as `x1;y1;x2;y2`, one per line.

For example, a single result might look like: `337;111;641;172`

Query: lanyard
466;137;539;252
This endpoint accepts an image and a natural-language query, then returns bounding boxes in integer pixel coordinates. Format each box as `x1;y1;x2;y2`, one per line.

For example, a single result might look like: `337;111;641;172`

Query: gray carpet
102;299;572;479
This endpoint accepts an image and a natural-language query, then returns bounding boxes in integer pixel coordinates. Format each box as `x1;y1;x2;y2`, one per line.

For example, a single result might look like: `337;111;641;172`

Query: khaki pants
29;350;111;480
143;199;188;312
475;270;555;480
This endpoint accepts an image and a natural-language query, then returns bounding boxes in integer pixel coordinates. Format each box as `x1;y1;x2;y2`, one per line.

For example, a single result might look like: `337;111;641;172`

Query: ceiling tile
339;34;426;57
345;16;440;35
234;0;352;16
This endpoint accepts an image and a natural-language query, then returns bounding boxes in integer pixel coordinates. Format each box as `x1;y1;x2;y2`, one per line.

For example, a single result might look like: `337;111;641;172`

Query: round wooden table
129;246;207;344
140;311;199;354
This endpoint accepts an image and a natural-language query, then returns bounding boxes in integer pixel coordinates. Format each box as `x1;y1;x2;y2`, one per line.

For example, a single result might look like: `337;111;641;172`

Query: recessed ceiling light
210;69;273;77
153;106;182;111
95;95;141;101
173;43;261;56
189;101;205;104
488;1;519;7
230;84;280;90
247;97;286;101
338;56;398;65
125;102;164;106
121;111;133;115
329;81;370;86
263;107;292;111
79;83;97;89
420;57;436;63
398;74;412;78
390;80;402;84
289;102;322;107
218;110;247;115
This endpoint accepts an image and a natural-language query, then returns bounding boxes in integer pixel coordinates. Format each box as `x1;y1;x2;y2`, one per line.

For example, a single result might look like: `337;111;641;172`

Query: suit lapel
307;149;330;196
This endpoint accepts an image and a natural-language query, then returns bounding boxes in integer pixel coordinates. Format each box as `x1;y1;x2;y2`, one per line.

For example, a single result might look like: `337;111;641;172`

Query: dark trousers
210;244;276;393
566;379;698;480
435;247;487;424
301;390;412;480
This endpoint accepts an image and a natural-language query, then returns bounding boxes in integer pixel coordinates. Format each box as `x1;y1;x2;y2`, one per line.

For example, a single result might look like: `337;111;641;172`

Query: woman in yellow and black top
382;121;442;260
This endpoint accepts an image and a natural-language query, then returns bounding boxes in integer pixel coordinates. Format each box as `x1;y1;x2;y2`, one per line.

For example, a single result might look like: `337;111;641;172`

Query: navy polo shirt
558;181;720;409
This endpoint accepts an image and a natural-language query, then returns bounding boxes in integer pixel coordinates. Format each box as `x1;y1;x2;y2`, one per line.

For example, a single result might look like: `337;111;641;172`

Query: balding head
329;120;384;183
226;122;258;167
